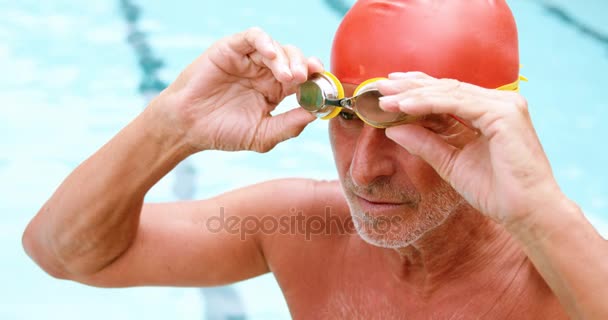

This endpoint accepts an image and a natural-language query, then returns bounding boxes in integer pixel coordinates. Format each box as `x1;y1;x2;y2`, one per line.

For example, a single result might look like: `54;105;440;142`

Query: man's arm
22;28;327;287
22;107;191;280
80;178;344;288
507;196;608;319
22;103;338;287
21;106;272;287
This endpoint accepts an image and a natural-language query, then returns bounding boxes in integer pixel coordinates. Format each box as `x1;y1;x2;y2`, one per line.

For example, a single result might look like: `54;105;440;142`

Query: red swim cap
331;0;519;89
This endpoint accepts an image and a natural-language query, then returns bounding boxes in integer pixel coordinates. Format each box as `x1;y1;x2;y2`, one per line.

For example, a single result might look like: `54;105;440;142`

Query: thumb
385;125;459;181
262;107;316;150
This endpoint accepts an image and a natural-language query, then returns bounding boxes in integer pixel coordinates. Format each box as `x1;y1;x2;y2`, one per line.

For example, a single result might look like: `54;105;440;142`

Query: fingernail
376;80;399;93
296;63;306;77
282;66;293;79
312;56;324;67
389;72;422;79
266;43;277;56
388;72;408;79
379;97;398;110
375;80;389;87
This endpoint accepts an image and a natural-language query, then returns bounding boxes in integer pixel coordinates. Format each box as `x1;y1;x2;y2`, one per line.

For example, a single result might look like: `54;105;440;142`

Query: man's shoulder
255;178;354;263
253;178;349;217
255;178;352;238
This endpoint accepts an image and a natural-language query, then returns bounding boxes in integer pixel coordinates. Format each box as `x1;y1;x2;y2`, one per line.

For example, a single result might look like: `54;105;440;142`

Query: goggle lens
297;81;325;112
354;90;413;127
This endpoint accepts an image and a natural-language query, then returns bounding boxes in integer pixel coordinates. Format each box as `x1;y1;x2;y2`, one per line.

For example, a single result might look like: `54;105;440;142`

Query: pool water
0;0;606;319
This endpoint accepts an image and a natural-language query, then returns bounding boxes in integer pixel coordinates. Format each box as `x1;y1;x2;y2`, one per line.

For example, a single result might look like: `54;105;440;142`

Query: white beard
348;181;464;248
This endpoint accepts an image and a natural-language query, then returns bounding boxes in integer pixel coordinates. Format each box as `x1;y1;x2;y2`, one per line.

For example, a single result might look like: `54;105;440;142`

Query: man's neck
382;206;526;299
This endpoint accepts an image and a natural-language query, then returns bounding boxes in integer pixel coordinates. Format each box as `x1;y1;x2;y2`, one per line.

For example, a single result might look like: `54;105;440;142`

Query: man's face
329;84;466;248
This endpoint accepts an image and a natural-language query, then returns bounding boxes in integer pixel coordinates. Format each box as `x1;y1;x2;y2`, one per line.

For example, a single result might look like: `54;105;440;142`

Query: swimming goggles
296;71;527;129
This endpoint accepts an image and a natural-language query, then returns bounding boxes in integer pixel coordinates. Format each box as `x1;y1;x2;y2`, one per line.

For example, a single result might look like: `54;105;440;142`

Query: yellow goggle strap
497;74;528;92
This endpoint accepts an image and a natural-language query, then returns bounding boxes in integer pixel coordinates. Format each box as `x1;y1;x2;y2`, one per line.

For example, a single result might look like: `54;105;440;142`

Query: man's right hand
151;27;322;153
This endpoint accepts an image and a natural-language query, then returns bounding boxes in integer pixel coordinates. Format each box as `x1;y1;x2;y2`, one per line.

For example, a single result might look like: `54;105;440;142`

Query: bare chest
286;281;567;320
277;255;567;320
270;235;566;319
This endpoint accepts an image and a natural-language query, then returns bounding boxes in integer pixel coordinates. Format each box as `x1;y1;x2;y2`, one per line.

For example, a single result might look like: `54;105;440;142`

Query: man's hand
150;27;320;153
377;71;564;227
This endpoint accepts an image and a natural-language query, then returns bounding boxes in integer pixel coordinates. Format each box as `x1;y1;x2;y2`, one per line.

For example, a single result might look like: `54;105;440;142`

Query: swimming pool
1;0;606;319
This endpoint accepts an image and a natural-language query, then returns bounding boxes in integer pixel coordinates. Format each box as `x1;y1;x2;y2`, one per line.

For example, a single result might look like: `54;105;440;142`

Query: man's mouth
352;191;419;212
356;195;402;205
354;193;405;211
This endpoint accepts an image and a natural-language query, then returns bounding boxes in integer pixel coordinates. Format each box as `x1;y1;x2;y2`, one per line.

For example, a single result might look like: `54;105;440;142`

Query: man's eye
339;111;358;121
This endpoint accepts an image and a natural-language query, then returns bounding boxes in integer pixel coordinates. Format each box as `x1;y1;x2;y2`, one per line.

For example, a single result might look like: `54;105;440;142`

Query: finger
376;76;436;97
376;72;435;95
229;27;276;58
388;94;488;127
306;56;325;76
396;94;515;136
260;107;316;151
388;71;434;80
281;56;326;96
380;82;484;131
283;45;308;83
230;28;294;82
386;125;460;182
380;83;510;121
379;75;507;110
261;40;294;83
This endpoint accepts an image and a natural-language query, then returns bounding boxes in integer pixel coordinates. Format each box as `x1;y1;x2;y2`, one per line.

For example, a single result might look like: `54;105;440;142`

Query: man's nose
350;125;398;187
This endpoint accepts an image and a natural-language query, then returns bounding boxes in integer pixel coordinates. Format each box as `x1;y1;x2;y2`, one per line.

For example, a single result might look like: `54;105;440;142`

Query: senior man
23;0;607;319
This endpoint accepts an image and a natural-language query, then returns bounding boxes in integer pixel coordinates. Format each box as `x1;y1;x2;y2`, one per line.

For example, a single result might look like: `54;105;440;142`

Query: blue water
0;0;606;319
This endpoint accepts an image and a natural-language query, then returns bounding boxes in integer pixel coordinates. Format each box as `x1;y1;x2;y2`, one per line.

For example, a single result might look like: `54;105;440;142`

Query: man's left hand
377;71;565;228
